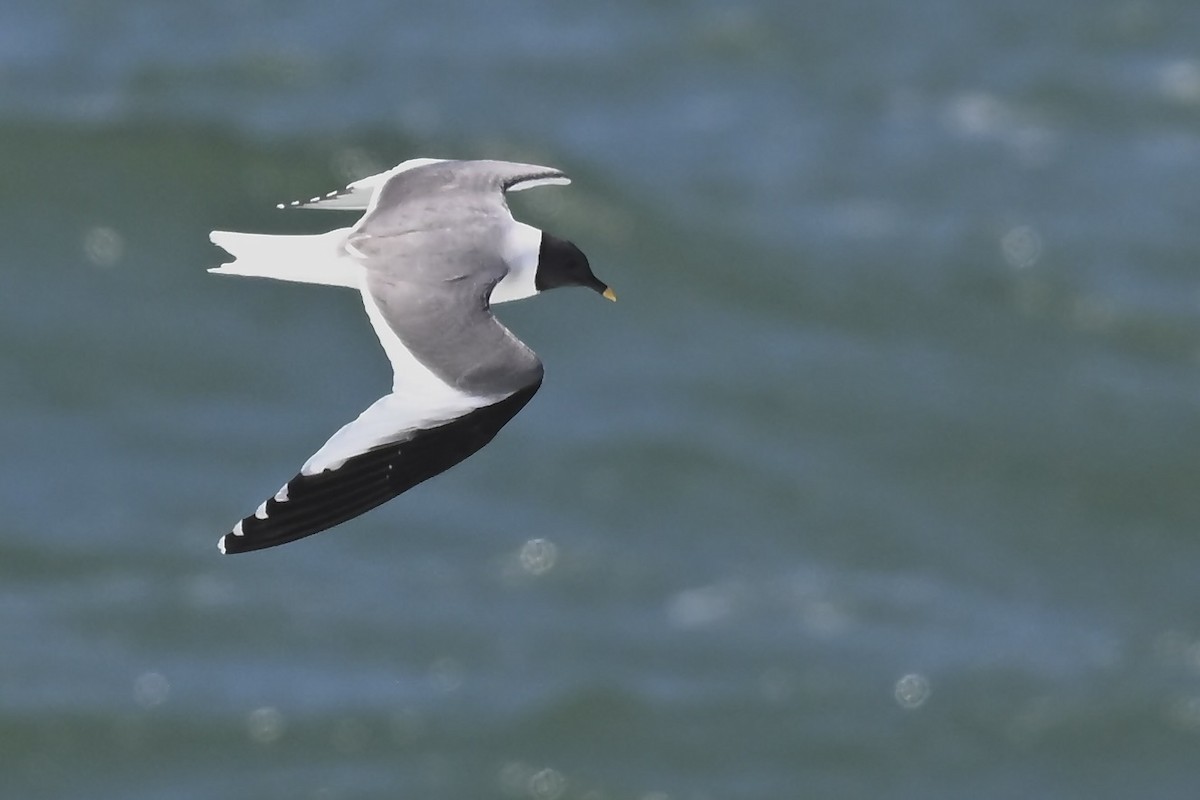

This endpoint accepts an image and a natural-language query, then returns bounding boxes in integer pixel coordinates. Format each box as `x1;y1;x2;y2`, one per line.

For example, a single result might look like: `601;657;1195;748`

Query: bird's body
210;159;612;554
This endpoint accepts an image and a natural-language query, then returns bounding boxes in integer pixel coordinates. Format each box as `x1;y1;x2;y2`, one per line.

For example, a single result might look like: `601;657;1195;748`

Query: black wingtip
217;526;246;555
215;382;542;555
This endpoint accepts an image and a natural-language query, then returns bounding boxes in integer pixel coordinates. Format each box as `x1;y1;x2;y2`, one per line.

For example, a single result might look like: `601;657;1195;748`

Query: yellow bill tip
602;286;617;302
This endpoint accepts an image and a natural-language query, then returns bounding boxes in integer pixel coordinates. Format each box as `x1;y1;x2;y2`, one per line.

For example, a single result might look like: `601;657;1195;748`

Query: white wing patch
299;282;497;475
506;175;571;192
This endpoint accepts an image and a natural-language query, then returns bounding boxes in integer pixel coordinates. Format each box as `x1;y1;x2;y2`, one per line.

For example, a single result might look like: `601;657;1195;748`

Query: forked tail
208;227;361;288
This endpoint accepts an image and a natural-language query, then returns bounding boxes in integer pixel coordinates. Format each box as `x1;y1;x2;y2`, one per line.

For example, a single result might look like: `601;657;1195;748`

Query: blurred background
2;1;1199;798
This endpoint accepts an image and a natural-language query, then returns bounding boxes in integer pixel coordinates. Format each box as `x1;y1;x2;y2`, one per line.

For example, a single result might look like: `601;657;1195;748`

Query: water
3;1;1200;798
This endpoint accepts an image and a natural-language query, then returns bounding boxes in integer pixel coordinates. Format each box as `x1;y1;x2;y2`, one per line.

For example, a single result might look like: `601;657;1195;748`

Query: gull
209;158;613;554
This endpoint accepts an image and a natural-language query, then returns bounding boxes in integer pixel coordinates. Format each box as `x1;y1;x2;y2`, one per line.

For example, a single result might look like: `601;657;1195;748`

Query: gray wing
349;159;568;240
346;160;560;398
276;158;451;210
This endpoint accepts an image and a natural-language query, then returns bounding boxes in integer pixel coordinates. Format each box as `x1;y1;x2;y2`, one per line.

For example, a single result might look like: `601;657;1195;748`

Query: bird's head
535;234;616;301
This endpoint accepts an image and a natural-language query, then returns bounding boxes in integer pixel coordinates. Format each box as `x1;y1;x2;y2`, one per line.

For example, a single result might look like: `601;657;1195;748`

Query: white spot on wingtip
274;484;290;503
217;536;227;555
254;501;269;520
232;521;244;536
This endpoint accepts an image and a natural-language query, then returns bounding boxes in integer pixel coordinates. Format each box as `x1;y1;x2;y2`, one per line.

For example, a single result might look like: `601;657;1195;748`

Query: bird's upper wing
219;275;545;554
219;160;565;554
218;378;540;554
275;158;448;210
275;157;569;211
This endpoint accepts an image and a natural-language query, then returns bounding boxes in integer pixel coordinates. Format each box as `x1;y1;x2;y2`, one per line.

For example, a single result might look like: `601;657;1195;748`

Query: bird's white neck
490;222;542;304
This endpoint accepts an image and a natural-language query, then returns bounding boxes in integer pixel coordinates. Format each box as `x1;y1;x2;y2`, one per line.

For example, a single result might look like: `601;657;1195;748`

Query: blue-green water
3;2;1200;798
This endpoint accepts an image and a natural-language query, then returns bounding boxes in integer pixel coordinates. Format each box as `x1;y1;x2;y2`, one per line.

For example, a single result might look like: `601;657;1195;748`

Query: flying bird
209;158;613;554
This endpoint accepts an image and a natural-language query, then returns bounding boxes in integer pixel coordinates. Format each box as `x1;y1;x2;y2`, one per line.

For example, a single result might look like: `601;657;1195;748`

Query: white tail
208;228;361;288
